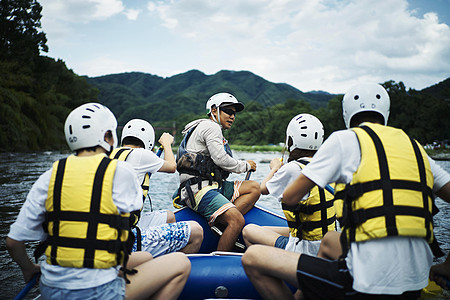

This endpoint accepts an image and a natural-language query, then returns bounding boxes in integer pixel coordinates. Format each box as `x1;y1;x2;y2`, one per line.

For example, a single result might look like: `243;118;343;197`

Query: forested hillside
0;0;98;152
86;70;335;125
1;0;449;152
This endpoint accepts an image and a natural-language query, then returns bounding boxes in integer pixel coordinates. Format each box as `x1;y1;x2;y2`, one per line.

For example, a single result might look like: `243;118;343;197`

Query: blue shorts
132;221;191;257
274;235;289;249
40;276;125;300
196;180;241;225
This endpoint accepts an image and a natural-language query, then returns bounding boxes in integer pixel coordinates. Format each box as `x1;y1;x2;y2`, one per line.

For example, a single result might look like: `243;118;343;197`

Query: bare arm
430;252;450;290
435;182;450;204
157;133;176;173
429;181;450;290
260;158;282;195
6;237;40;283
282;174;315;206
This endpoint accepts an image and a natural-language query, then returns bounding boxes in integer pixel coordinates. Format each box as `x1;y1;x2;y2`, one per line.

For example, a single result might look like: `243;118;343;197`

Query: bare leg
242;245;300;300
180;221;203;254
214;207;245;251
243;224;289;247
317;231;342;259
233;180;260;215
125;252;191;300
127;251;153;269
166;210;176;223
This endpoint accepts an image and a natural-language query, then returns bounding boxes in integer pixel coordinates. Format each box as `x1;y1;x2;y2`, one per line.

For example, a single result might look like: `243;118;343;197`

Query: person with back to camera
6;103;191;300
110;119;203;257
242;113;336;257
241;83;450;299
174;92;261;251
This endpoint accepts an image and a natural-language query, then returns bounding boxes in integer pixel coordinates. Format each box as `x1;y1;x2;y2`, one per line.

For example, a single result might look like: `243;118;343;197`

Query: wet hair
122;136;145;148
350;111;385;128
286;136;317;162
75;146;97;155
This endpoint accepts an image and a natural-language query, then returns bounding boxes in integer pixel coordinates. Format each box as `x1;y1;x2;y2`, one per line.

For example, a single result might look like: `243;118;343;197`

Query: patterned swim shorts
132;221;191;257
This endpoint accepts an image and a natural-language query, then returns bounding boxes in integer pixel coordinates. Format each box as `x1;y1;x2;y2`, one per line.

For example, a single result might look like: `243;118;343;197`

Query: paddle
245;170;254;180
14;272;40;300
325;184;335;194
148;146;164;179
146;146;164;211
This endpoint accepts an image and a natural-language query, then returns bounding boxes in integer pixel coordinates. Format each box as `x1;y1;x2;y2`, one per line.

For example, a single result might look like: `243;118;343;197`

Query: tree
0;0;48;62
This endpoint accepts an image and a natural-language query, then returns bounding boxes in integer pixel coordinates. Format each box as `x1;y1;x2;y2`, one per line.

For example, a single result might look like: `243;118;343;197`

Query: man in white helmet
242;113;336;257
6;103;191;300
174;92;260;251
110;119;203;257
242;83;450;299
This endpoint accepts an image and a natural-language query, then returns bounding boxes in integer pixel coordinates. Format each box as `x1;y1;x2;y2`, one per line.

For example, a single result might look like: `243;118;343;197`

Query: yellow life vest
281;159;336;241
110;148;150;200
44;154;130;269
110;148;150;227
334;123;437;252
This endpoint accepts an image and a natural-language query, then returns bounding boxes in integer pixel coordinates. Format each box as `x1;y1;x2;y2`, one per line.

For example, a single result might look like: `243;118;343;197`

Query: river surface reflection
1;151;449;299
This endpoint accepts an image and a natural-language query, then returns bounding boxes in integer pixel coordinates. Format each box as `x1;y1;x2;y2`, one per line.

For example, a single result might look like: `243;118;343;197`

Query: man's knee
242;244;263;269
219;208;245;229
243;224;259;239
188;221;204;242
167;210;176;223
248;180;261;196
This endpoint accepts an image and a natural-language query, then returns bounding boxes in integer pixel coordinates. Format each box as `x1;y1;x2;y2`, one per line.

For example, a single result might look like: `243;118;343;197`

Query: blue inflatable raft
174;204;290;299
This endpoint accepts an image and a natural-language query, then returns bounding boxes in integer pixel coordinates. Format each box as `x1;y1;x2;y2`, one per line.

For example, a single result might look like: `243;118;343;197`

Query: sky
38;0;450;94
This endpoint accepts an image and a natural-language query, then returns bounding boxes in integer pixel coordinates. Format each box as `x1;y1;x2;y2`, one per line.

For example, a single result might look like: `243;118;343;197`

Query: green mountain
86;69;336;126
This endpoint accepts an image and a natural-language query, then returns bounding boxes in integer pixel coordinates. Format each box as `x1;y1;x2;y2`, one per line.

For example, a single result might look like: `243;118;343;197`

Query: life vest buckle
346;183;364;200
351;208;368;225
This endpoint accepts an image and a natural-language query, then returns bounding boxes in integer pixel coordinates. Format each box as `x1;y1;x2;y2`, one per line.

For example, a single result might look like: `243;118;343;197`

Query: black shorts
296;255;421;300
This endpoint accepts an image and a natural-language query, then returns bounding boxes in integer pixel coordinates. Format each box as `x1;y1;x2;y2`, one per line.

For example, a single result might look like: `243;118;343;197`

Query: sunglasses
220;107;237;116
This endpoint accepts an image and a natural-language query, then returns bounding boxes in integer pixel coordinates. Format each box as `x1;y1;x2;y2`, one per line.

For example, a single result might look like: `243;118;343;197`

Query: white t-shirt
8;154;143;290
301;129;450;294
124;148;164;184
266;158;321;255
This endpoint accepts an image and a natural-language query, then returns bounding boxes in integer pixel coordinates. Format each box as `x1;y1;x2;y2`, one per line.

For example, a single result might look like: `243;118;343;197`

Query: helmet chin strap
212;107;222;128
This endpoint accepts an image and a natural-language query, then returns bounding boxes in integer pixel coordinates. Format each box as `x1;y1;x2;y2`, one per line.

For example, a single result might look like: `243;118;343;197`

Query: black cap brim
221;102;245;112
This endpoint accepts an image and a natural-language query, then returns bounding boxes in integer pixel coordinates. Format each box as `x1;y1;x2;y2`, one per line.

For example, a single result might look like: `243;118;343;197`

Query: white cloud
39;0;450;93
40;0;124;23
123;8;141;20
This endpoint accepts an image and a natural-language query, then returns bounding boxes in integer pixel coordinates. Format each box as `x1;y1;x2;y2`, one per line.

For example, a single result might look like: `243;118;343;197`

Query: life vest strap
46;211;130;230
301;215;336;232
46;236;124;253
295;197;334;215
350;205;431;226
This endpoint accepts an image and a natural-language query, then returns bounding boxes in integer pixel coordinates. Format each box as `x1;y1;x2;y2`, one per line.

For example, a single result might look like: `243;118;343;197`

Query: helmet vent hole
141;128;145;131
69;125;73;135
301;126;307;129
87;108;95;113
354;95;359;100
315;132;318;139
82;115;90;119
298;120;306;124
376;94;381;99
301;134;307;137
82;125;90;129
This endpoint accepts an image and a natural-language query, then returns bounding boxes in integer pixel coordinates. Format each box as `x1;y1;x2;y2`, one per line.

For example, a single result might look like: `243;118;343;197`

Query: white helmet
206;92;244;115
121;119;155;150
285;113;324;151
342;83;390;129
64;103;118;152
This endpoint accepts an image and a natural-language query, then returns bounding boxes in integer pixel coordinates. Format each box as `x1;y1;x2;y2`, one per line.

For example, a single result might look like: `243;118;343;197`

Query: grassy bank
167;145;449;160
230;145;284;152
230;144;450;159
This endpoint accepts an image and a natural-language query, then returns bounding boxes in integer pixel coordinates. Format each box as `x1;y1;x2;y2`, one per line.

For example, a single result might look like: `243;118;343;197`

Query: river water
1;151;449;299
